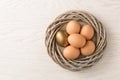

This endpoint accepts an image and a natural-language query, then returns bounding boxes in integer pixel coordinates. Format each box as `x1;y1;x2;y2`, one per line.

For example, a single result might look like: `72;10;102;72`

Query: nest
45;10;107;71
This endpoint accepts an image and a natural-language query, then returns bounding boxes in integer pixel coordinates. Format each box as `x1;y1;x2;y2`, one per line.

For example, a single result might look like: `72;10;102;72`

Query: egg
81;41;95;56
80;24;94;40
66;20;81;34
68;34;86;48
55;30;69;47
63;46;80;60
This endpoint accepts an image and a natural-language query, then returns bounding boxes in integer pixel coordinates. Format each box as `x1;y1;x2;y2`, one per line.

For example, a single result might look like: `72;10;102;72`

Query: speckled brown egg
80;24;94;40
68;34;86;48
63;46;80;60
81;41;95;56
66;20;81;34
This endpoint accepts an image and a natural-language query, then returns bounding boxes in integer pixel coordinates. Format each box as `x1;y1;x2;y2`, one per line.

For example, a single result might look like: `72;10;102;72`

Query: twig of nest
45;10;107;71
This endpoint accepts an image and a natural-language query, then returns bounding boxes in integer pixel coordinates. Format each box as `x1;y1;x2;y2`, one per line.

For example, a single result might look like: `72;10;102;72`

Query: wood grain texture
0;0;120;80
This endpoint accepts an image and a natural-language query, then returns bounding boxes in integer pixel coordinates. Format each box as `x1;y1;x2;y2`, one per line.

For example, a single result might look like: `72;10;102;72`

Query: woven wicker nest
45;10;107;71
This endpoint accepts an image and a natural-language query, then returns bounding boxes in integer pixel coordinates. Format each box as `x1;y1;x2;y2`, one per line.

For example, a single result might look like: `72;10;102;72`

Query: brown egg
66;20;81;34
63;46;80;60
80;24;94;40
68;34;86;48
81;41;95;56
55;30;69;47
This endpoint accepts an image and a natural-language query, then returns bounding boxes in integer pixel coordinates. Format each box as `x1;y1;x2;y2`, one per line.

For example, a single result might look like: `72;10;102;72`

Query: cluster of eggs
56;20;95;60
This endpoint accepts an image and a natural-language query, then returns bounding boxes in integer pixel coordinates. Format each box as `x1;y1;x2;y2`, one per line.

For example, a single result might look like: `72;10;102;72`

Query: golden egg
55;30;69;47
81;24;94;40
66;20;81;34
63;46;80;60
68;34;86;48
81;41;95;56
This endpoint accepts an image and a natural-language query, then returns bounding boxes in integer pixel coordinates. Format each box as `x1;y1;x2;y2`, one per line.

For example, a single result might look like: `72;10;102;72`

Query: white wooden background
0;0;120;80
